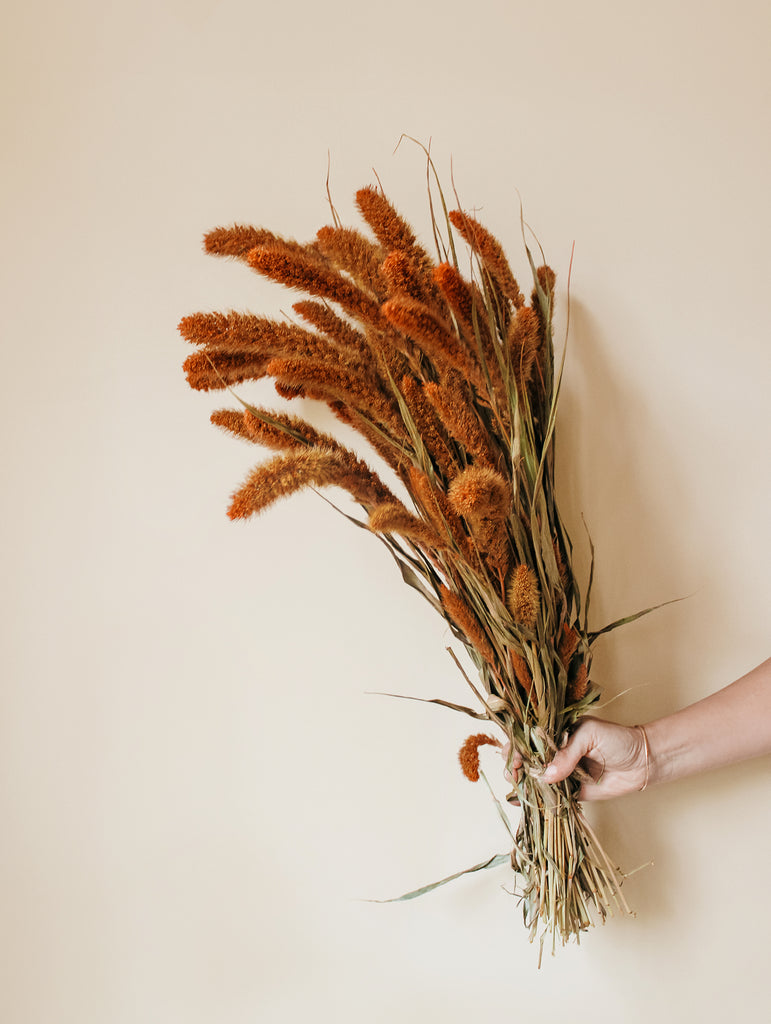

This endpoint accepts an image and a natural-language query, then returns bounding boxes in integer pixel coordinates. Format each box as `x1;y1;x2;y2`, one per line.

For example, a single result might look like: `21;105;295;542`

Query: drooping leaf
366;691;487;720
589;594;687;643
369;853;510;903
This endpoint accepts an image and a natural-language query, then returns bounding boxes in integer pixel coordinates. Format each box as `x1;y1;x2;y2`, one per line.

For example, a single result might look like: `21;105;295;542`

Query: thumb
541;727;592;783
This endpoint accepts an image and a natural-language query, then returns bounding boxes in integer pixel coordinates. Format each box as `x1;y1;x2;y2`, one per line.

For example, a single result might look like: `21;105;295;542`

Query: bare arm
530;658;771;800
644;656;771;786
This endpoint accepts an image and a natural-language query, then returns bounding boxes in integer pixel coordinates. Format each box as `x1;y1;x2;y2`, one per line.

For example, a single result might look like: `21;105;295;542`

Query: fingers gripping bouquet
180;156;637;953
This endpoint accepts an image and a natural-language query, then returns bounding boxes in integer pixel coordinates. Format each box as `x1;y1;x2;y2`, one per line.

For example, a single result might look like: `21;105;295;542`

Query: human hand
504;717;650;801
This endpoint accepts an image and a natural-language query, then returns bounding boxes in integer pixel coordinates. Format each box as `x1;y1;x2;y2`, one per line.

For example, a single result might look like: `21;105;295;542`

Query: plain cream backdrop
2;0;770;1020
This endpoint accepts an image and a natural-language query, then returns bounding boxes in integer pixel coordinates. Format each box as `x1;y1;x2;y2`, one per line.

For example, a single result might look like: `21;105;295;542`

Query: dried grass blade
367;692;488;720
589;594;687;642
370;853;510;902
393;557;444;615
479;770;517;842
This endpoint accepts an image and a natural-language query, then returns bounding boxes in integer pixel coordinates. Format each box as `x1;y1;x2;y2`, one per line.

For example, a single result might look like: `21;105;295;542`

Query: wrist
635;725;651;791
641;715;686;787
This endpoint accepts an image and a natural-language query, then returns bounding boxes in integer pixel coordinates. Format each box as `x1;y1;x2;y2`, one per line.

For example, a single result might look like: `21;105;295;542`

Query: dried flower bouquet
180;153;650;954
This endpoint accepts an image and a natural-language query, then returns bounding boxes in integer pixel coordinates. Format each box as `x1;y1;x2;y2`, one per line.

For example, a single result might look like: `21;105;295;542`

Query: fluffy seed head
423;374;498;470
182;350;269;391
568;663;589;702
382;296;479;383
506;565;540;630
227;446;395;520
367;502;445;548
558;624;580;668
448;210;524;308
432;263;491;346
507;305;542;390
458;733;502;782
315;225;386;297
210;409;255;442
248;245;384;327
510;649;536;706
439;585;497;665
355;186;420;255
292;301;370;357
409;467;474;559
203;226;300;261
399;375;458;480
274;382;305;400
266;357;403;439
448;467;510;521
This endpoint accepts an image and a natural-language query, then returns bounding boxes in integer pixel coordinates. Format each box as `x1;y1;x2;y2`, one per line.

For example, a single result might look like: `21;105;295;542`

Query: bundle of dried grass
180;149;655;958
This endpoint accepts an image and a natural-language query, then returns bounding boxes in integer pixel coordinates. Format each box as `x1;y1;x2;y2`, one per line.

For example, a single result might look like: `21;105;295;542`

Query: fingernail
542;765;557;782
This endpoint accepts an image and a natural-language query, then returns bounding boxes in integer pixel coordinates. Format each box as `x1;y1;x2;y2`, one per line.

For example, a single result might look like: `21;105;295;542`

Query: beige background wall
3;0;770;1020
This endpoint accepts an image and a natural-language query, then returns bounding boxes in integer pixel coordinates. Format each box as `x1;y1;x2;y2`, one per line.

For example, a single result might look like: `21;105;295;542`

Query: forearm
645;657;771;787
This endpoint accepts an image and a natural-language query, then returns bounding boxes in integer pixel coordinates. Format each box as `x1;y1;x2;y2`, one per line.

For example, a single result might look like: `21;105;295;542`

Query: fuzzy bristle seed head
448;467;509;520
506;565;540;630
458;733;501;782
569;663;590;702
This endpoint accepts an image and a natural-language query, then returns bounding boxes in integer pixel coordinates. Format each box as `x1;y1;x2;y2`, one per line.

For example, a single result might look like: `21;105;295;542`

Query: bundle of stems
180;153;642;953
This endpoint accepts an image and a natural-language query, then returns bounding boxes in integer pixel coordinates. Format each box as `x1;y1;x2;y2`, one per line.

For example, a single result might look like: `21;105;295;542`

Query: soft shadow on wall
554;292;701;929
